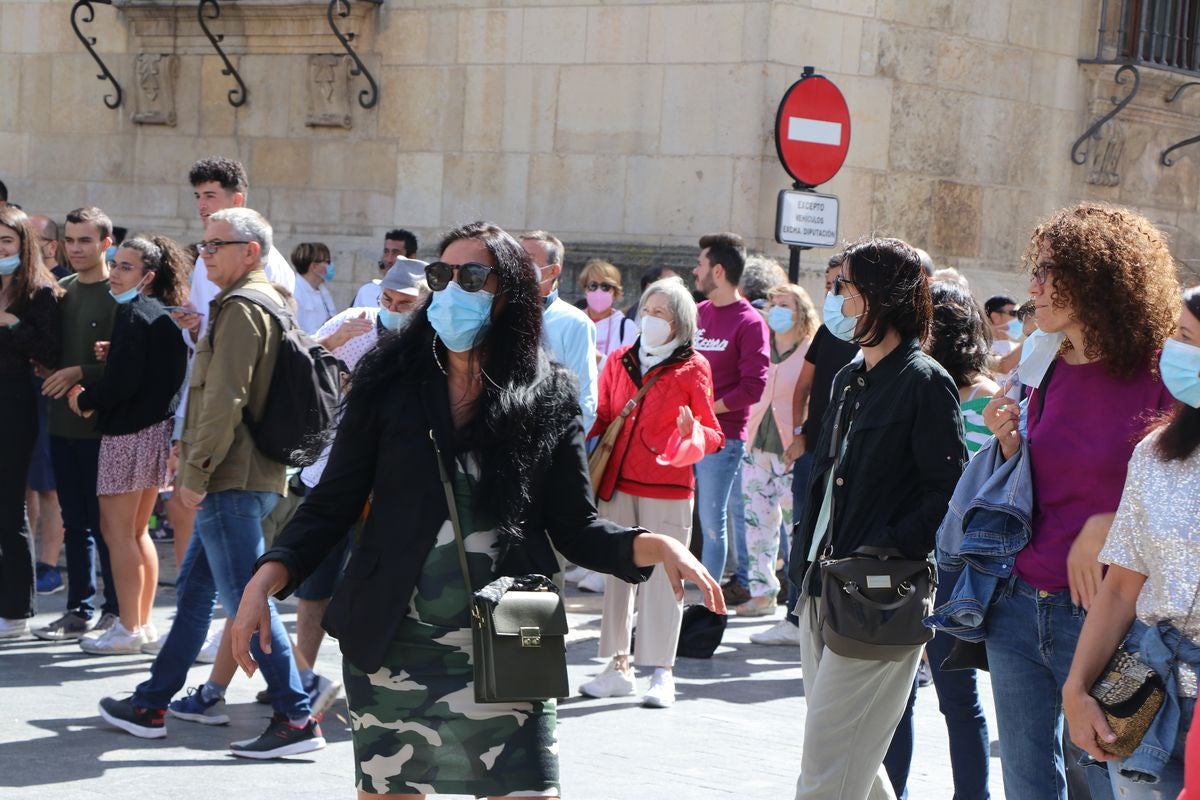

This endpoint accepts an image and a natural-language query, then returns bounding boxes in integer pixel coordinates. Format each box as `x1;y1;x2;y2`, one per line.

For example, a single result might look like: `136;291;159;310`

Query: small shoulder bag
431;432;570;703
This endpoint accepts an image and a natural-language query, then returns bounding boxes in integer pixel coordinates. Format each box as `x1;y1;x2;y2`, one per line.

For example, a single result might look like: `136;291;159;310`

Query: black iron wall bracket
1071;64;1140;166
197;0;248;108
328;0;383;110
71;0;124;110
1161;82;1200;166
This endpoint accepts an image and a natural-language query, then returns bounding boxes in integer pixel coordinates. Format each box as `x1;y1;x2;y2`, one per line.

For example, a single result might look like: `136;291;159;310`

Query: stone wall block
731;157;764;238
1007;0;1083;56
250;139;313;188
1007;105;1073;190
871;171;935;245
812;0;878;18
394;152;445;228
876;23;939;84
50;56;125;136
378;66;466;151
1028;52;1086;112
271;187;344;226
463;66;506;152
876;0;956;30
527;154;626;233
198;55;238;138
937;39;1031;102
622;156;734;236
16;55;53;135
440;153;529;230
585;6;649;64
648;4;745;64
888;84;963;177
837;74;893;172
820;166;877;245
378;10;460;67
555;65;664;155
311;140;399;194
0;57;22;132
770;6;862;75
980;186;1027;264
954;94;1019;185
949;0;1011;42
457;8;524;64
340;190;397;230
521;7;587;64
86;181;179;223
232;55;295;138
660;65;766;157
931;180;982;257
502;65;559;153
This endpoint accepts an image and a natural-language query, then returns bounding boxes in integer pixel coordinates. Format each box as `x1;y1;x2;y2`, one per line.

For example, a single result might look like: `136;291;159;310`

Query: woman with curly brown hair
982;202;1178;800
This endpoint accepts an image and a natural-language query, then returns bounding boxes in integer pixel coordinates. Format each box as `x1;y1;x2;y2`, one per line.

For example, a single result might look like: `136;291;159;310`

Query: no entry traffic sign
774;73;851;188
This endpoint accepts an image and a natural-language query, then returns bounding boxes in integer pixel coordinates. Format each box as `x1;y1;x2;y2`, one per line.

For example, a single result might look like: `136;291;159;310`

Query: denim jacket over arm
924;435;1033;641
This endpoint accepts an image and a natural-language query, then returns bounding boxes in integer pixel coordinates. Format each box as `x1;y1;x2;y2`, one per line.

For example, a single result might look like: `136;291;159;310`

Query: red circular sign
774;75;851;187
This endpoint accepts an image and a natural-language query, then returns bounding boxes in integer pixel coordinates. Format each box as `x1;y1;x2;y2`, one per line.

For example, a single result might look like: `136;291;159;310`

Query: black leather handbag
433;432;569;704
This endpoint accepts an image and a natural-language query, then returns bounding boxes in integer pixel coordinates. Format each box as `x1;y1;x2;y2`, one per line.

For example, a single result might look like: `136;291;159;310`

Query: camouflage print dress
344;462;560;798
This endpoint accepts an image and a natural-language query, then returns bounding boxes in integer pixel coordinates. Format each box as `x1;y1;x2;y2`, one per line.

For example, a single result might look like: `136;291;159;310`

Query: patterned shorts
96;419;173;496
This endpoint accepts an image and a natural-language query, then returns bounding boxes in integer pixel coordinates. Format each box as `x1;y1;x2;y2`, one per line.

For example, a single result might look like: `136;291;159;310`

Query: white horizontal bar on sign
787;117;842;146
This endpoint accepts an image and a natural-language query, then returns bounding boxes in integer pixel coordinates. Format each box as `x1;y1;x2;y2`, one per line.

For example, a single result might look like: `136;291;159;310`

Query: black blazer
261;369;652;674
789;338;966;596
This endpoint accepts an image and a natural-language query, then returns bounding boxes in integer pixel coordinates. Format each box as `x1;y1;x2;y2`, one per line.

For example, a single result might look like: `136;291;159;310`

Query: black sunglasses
833;275;858;296
425;261;493;293
585;281;617;293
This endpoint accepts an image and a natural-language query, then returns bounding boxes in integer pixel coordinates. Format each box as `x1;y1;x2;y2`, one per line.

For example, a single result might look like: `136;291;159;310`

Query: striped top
961;391;992;455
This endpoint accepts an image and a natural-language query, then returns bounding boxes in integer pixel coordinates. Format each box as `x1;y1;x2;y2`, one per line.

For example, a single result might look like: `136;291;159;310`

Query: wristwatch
793;424;805;436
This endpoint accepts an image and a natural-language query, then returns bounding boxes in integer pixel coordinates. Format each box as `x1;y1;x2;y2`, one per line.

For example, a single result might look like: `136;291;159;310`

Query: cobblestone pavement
0;556;1006;799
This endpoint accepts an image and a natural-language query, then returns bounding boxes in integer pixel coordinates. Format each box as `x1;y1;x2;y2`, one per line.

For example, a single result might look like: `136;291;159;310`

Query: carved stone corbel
132;53;178;126
306;54;353;129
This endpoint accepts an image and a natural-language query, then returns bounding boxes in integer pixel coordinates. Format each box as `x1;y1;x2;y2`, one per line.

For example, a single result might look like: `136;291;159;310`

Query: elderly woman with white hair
581;277;725;708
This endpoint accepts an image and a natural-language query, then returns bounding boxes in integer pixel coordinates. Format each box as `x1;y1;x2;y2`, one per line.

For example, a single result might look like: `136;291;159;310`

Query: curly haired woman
983;202;1179;800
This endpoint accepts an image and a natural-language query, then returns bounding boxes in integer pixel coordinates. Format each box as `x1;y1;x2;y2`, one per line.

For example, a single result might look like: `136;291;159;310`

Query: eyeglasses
585;281;618;293
110;260;143;274
195;239;251;256
425;261;493;293
833;275;859;298
1031;263;1055;286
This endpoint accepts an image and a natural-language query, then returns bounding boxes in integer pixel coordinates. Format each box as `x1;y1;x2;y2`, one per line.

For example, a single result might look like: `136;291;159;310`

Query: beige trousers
596;491;692;668
794;598;922;800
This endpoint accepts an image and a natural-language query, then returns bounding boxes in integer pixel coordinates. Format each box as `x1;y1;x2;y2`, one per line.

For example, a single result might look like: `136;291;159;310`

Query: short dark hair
639;265;669;293
188;157;249;193
291;242;332;275
984;295;1018;316
826;254;845;271
0;178;7;202
65;206;114;240
928;282;993;388
840;236;931;348
698;232;747;286
521;230;564;265
384;228;418;257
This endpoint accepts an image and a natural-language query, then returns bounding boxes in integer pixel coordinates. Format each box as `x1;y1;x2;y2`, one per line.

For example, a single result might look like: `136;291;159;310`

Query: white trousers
596;491;692;668
794;598;922;800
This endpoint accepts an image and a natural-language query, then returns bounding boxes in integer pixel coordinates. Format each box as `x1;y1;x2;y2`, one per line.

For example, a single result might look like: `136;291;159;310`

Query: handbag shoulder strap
814;380;858;561
429;430;476;603
614;368;666;423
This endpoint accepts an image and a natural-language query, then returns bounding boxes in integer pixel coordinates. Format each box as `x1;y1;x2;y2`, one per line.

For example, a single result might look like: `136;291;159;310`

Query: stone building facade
1;0;1197;305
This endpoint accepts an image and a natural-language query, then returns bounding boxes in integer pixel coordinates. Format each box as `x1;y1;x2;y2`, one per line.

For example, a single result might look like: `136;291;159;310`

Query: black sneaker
229;714;326;759
33;610;93;641
99;696;166;739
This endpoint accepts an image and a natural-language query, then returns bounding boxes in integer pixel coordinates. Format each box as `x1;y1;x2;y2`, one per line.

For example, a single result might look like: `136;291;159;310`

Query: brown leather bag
588;371;664;492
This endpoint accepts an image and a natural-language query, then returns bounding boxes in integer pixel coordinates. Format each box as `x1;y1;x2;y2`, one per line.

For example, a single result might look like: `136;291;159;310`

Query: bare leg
35;490;64;565
165;492;195;572
134;488;159;626
98;491;148;631
206;617;239;687
296;598;331;667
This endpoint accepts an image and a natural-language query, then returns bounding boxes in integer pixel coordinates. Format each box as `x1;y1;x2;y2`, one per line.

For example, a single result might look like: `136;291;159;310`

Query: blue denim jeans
884;568;990;800
984;577;1114;800
135;490;308;718
728;458;747;586
695;438;745;582
49;435;117;618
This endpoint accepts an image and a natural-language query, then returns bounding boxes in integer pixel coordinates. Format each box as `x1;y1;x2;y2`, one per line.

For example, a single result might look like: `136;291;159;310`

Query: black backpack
212;287;342;467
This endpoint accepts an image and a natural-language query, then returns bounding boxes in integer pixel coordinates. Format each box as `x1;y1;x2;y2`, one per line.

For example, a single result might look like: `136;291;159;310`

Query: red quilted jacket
588;343;724;501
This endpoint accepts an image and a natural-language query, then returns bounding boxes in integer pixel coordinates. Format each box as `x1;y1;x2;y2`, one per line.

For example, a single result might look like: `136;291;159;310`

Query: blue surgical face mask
378;307;411;333
822;291;859;342
0;253;20;276
1005;318;1024;340
324;262;337;282
109;274;148;305
427;281;494;352
767;306;795;334
1159;338;1200;408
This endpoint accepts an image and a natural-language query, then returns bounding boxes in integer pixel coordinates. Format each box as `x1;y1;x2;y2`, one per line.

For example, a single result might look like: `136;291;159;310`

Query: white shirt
592;310;638;369
294;277;338;334
542;293;598;433
353;279;382;309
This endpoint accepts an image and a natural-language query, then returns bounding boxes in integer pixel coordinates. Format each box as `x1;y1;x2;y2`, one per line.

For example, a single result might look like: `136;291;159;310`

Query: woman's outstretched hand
230;561;290;678
632;532;727;615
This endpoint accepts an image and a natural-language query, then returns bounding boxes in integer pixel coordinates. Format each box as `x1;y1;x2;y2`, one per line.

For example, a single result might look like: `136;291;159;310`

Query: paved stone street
0;555;1006;799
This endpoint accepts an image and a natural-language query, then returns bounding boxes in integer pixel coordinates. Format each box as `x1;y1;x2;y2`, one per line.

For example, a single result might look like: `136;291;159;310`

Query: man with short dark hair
692;232;769;601
29;214;69;279
352;228;419;308
100;207;322;759
33;207;120;641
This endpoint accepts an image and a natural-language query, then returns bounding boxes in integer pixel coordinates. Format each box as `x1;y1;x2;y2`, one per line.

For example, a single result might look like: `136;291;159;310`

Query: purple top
1016;357;1175;591
695;298;770;441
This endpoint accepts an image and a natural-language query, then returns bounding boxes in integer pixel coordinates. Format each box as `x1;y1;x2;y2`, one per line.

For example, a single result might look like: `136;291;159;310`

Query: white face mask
640;315;672;347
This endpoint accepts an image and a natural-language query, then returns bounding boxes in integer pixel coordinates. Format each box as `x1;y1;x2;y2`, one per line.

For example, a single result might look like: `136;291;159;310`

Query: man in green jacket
100;208;321;759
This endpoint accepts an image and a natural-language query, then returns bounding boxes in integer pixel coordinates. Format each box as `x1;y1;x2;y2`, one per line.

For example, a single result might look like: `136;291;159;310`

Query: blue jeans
883;569;990;800
135;490;308;718
985;577;1114;800
728;458;747;586
695;438;745;582
782;452;814;624
49;435;117;618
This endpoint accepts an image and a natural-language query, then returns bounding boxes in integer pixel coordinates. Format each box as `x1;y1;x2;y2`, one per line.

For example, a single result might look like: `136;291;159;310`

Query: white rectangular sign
787;117;843;146
775;190;839;248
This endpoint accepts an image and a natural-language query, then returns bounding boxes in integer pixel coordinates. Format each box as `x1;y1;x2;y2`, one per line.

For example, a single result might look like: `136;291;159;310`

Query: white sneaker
196;621;223;664
80;621;149;655
0;618;29;639
749;619;801;646
642;668;675;708
577;572;606;594
141;629;167;655
578;661;635;698
141;622;159;645
564;566;589;584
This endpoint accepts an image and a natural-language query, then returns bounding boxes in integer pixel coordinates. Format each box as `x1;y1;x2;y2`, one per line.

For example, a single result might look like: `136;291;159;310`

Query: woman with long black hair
232;221;724;799
788;236;966;800
68;235;190;654
0;207;62;638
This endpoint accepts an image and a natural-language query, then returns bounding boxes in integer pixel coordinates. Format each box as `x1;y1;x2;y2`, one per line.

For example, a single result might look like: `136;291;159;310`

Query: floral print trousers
740;448;792;599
